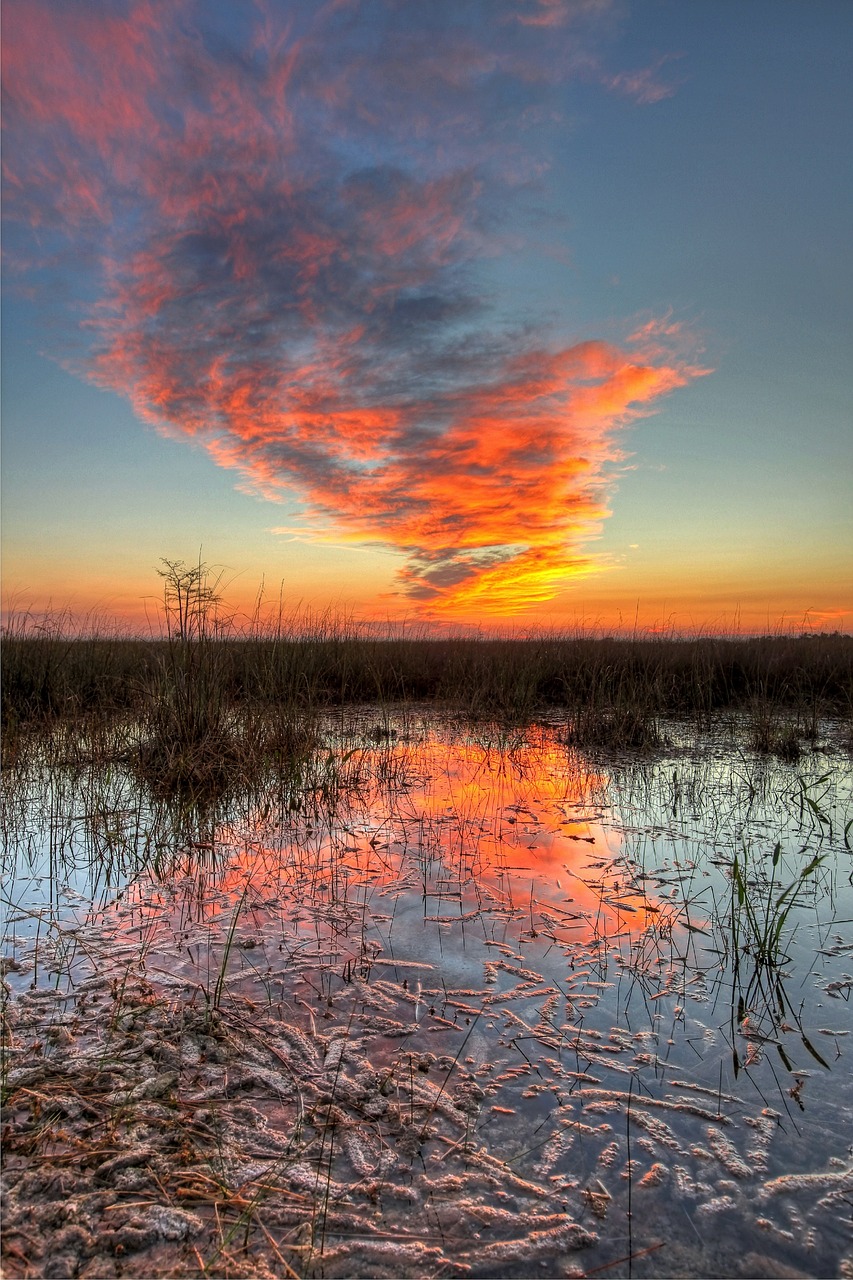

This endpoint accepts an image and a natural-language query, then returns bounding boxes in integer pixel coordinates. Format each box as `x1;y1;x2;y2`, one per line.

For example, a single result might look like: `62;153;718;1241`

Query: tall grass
3;575;852;774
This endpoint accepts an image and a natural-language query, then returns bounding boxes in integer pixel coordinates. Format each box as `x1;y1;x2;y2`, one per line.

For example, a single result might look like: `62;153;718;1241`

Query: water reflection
2;716;852;1278
92;727;670;1001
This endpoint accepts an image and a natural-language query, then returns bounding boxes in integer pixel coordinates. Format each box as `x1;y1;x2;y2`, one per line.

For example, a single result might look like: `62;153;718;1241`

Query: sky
2;0;851;635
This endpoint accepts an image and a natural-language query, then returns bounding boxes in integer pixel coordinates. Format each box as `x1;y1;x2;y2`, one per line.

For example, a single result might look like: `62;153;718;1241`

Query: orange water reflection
115;728;667;996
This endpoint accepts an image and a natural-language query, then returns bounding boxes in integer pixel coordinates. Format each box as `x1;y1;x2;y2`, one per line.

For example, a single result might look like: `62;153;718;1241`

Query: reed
730;841;826;971
3;578;852;775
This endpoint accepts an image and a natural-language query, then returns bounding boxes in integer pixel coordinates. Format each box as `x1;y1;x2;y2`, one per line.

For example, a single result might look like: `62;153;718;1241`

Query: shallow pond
2;714;853;1278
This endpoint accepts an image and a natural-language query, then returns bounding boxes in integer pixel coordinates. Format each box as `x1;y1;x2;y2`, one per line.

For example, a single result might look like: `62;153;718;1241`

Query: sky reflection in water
3;718;853;1277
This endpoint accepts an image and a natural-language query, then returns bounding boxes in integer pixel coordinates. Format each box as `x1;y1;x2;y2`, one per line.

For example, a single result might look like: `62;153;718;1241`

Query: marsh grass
565;701;661;751
4;593;851;780
730;842;827;971
746;701;804;761
714;771;839;1085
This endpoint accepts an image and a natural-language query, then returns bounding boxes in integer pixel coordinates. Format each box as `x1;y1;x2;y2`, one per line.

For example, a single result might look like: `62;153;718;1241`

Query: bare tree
156;557;224;644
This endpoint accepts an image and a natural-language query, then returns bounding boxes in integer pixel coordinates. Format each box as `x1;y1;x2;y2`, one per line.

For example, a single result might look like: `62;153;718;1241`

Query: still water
3;714;852;1277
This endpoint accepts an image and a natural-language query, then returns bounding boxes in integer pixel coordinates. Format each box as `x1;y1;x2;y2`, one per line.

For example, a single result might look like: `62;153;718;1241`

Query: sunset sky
2;0;851;634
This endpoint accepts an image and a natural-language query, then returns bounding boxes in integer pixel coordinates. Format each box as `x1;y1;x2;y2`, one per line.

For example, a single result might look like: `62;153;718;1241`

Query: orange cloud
3;0;706;620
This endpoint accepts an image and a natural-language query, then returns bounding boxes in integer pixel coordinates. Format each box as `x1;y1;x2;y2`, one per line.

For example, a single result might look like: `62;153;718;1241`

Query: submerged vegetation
2;714;852;1278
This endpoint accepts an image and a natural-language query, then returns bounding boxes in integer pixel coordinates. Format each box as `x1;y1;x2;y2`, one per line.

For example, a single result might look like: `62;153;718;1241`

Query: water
3;713;852;1277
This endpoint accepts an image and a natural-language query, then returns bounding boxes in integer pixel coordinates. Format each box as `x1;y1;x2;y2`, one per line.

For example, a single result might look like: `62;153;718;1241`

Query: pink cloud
3;0;706;619
601;54;683;105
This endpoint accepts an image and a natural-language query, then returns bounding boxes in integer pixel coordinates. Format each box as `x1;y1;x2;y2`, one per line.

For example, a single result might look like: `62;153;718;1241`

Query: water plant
723;777;837;1081
730;841;826;971
208;883;249;1026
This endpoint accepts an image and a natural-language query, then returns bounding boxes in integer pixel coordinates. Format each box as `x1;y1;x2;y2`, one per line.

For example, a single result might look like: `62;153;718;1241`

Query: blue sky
3;0;851;631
